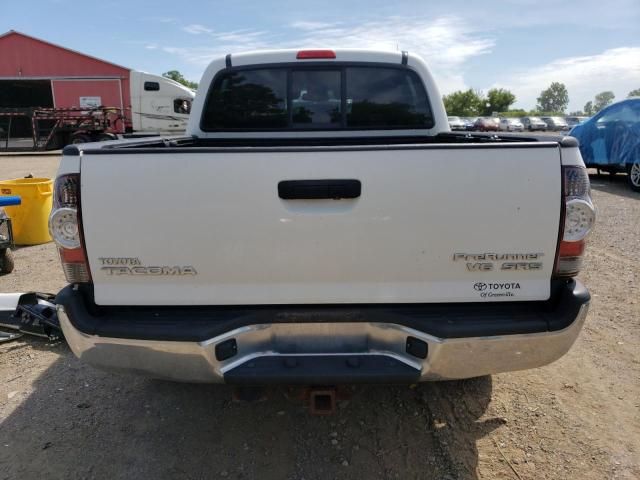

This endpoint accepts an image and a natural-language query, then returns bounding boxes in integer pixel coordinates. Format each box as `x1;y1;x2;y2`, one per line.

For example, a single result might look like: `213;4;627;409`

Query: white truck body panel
129;71;194;133
81;144;561;306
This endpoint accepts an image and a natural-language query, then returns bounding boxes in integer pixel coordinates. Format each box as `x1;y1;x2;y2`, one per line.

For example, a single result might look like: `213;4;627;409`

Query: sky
3;0;640;112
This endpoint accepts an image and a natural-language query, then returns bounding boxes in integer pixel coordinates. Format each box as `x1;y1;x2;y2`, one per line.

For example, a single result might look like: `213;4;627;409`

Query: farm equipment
0;106;125;151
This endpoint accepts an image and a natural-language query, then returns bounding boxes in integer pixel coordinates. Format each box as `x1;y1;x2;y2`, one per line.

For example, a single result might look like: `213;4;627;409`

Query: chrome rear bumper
57;301;589;383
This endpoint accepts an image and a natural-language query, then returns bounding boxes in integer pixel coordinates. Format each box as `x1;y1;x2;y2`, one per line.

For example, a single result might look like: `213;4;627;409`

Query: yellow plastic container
0;177;53;245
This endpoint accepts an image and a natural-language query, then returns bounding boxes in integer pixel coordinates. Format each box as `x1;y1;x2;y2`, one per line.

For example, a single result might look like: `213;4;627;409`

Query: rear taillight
554;166;595;277
48;174;91;283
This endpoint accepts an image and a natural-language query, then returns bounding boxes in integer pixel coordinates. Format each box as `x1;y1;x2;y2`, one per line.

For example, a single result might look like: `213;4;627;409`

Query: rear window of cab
201;65;434;131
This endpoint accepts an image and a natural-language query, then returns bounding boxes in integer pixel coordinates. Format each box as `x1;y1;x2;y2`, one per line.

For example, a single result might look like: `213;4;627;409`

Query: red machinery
0;106;125;151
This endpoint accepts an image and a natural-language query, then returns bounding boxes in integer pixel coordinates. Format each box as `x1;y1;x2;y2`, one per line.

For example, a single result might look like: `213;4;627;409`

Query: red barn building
0;30;132;131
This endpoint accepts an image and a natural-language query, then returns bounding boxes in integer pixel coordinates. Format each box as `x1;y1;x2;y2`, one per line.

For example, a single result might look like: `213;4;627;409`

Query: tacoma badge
99;257;197;276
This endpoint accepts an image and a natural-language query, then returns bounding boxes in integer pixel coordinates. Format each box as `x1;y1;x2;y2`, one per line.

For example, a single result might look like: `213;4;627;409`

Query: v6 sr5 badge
453;252;543;272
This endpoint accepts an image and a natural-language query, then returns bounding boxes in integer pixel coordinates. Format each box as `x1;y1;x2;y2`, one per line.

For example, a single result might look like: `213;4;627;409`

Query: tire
0;248;14;274
70;134;92;145
627;160;640;192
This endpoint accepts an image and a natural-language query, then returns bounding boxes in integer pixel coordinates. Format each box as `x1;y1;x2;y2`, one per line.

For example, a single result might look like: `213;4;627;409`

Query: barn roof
0;30;130;71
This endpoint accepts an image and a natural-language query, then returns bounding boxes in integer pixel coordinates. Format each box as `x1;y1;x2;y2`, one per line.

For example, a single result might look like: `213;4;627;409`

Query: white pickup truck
51;49;594;386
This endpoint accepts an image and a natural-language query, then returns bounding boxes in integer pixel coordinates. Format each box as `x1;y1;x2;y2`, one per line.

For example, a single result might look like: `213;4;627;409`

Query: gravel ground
0;154;638;480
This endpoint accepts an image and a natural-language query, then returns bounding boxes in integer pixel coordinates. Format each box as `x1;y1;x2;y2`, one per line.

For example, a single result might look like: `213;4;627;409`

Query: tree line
162;70;199;90
158;70;640;118
443;84;640;117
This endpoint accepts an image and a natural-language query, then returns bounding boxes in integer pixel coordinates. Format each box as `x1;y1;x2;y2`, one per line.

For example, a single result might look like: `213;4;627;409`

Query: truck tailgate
81;144;561;305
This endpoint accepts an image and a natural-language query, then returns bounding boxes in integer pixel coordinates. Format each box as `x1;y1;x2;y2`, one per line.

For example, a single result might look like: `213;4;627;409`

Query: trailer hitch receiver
309;387;337;415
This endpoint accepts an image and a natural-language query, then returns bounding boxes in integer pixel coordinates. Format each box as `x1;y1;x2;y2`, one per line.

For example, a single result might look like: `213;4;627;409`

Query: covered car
570;98;640;191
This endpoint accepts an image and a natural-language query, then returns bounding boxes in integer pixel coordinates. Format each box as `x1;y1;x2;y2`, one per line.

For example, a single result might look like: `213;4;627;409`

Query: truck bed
64;131;578;154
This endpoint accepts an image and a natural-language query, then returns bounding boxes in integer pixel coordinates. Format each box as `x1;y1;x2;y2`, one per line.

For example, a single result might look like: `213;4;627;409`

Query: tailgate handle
278;179;361;200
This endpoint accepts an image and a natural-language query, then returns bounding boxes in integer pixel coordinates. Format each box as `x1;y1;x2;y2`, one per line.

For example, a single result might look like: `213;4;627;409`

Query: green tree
593;91;615;112
627;88;640;98
583;101;594;116
536;82;569;113
483;88;516;115
442;89;484;117
162;70;198;90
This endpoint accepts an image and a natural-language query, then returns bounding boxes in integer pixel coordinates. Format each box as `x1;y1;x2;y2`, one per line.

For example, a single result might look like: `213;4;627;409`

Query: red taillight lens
558;239;585;257
296;50;336;59
48;173;91;283
554;166;595;278
555;239;586;277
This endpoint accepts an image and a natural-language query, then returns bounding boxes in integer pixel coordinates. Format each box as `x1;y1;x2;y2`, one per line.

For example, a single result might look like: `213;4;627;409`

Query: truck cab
129;71;194;134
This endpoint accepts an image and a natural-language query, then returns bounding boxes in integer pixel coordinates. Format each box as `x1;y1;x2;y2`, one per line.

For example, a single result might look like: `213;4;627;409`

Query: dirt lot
0;154;638;480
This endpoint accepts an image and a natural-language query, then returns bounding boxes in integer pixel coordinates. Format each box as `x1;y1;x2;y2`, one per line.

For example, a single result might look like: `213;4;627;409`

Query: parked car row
448;115;590;133
448;99;639;193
